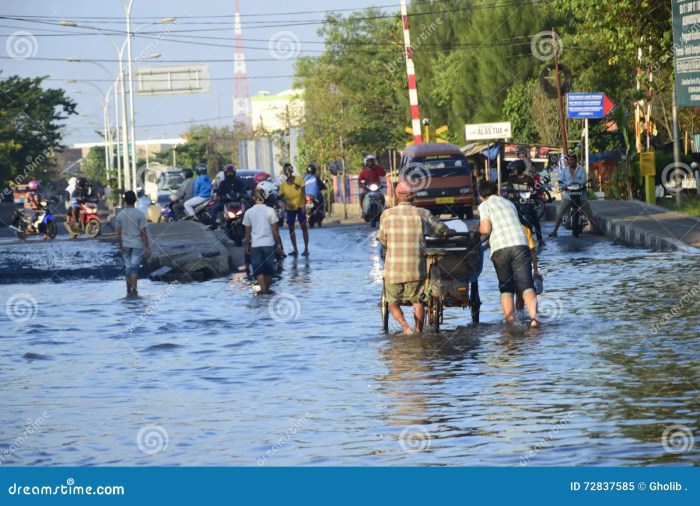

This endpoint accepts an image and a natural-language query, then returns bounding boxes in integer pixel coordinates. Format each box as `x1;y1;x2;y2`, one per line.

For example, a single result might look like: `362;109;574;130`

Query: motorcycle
305;194;324;228
13;202;57;240
159;197;212;225
561;182;588;237
532;174;554;219
66;201;101;239
223;196;253;247
361;181;386;228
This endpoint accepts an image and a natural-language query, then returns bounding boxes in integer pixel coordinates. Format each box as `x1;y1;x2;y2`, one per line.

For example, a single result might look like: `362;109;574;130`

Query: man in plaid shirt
476;181;540;328
378;182;455;334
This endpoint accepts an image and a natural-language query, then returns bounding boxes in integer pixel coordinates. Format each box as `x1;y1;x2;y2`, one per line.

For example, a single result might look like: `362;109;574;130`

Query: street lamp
61;17;174;190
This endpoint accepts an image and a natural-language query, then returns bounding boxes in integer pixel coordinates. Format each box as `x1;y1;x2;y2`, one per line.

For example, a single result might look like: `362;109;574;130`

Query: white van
143;164;183;203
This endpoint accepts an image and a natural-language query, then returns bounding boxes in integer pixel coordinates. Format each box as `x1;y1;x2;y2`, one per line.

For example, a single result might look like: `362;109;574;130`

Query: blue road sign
567;92;614;119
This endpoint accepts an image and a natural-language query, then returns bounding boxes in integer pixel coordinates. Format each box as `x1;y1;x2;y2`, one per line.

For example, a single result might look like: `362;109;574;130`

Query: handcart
380;228;484;334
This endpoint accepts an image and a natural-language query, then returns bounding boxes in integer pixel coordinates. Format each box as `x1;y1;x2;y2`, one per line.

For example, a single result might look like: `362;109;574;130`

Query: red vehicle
66;202;101;238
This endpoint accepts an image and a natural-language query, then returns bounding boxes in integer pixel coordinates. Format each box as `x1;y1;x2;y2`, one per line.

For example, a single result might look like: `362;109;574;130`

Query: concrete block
149;265;173;281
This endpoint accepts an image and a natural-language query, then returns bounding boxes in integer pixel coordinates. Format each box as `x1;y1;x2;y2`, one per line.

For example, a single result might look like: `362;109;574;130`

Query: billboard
135;65;211;96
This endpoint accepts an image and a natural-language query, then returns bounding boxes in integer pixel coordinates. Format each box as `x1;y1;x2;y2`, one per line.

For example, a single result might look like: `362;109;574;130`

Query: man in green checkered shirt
378;182;455;334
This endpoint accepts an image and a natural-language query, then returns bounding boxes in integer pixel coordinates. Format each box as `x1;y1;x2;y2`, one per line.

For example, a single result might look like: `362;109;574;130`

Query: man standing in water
476;181;539;328
115;190;151;297
378;181;455;334
244;187;283;294
278;164;310;256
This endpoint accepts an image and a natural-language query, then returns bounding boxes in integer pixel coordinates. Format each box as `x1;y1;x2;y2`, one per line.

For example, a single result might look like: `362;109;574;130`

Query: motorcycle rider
208;164;246;230
170;168;194;219
303;163;326;218
11;180;43;234
184;163;212;220
358;155;386;218
70;178;89;226
507;160;544;247
549;153;598;237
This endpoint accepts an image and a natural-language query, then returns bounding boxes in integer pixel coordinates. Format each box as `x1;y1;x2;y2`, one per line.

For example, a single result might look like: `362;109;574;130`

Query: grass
657;193;700;217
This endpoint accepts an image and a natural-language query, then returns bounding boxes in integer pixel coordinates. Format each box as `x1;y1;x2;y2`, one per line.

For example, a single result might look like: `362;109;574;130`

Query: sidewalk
589;200;700;252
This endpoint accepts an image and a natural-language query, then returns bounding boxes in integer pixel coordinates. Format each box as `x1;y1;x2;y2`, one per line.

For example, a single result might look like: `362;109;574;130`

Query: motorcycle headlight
522;192;531;199
415;190;428;197
369;184;379;191
227;211;237;219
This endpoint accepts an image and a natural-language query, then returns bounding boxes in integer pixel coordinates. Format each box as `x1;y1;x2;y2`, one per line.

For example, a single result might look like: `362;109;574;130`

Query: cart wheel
380;289;390;333
470;281;481;324
429;295;441;334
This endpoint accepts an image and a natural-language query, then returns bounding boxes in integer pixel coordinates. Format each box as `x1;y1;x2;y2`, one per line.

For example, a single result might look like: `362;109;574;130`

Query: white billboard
136;65;211;96
465;121;512;141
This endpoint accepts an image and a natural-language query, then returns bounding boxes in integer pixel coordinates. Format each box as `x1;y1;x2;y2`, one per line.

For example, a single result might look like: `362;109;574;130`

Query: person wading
378;181;455;334
115;190;151;297
278;164;310;256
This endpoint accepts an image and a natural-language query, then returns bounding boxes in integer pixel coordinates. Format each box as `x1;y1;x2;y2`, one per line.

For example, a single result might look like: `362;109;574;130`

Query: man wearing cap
378;181;455;334
549;153;598;237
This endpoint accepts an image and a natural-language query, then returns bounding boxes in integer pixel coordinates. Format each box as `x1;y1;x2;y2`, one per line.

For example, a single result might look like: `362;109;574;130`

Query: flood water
1;223;698;466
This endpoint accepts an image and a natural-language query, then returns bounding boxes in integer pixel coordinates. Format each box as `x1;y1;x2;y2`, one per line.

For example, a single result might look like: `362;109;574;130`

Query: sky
2;0;385;146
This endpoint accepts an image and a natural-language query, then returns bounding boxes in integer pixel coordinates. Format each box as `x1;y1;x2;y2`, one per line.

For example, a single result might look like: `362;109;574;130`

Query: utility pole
552;28;568;154
672;87;682;207
340;101;348;220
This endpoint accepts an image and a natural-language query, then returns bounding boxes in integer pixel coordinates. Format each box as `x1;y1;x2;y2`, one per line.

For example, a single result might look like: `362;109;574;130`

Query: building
251;89;304;133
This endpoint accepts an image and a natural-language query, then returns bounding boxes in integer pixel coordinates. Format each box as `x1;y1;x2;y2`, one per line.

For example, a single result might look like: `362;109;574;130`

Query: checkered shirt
478;195;528;256
378;202;449;283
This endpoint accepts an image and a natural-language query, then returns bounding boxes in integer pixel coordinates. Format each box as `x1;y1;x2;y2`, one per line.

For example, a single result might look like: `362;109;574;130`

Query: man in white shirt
549;153;598;237
477;181;540;328
115;190;151;297
243;187;283;294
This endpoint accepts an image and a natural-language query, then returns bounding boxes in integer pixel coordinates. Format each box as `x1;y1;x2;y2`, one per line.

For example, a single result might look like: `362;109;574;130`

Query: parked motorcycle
532;173;554;219
66;202;101;238
305;194;324;228
361;181;386;228
13;202;57;240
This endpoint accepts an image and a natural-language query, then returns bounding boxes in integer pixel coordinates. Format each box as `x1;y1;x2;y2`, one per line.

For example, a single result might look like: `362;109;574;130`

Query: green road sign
673;0;700;106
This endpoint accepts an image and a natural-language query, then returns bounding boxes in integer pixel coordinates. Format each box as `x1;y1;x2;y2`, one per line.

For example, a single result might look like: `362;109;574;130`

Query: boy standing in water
243;187;283;294
116;190;151;296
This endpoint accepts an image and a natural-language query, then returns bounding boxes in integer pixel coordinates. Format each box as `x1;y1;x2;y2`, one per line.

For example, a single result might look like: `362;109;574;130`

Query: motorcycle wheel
45;220;58;239
380;289;389;333
232;224;244;247
85;218;101;238
470;281;481;324
198;210;212;226
534;199;546;220
158;215;173;223
15;229;27;241
370;203;378;228
572;207;581;238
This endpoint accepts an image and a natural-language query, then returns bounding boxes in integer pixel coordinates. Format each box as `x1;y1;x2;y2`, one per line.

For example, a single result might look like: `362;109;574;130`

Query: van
143;164;183;203
396;143;475;219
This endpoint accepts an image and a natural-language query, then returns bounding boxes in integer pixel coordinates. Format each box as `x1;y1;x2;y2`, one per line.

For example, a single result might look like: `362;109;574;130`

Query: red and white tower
233;0;252;128
401;0;422;145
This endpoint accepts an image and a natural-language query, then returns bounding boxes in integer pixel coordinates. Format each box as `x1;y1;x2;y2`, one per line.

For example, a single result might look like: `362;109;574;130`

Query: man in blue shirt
303;164;326;216
184;163;212;219
549;154;598;237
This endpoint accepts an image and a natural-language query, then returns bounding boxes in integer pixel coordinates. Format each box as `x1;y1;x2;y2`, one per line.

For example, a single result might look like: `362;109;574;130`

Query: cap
395;181;414;195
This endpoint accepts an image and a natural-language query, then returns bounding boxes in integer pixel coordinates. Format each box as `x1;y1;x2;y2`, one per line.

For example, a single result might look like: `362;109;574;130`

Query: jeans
491;245;534;295
184;196;209;216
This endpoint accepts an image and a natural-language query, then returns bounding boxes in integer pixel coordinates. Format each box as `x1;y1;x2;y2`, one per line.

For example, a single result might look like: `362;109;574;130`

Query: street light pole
122;0;138;190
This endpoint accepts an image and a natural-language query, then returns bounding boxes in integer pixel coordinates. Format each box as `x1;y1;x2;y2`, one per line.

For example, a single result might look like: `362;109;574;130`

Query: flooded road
1;223;698;466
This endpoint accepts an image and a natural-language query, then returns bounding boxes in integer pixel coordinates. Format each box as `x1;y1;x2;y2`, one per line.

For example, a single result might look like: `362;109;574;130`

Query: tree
83;146;106;183
0;74;76;185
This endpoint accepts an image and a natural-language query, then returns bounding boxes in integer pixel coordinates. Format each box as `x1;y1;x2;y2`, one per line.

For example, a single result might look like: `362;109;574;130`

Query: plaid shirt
478;195;527;256
378;202;449;283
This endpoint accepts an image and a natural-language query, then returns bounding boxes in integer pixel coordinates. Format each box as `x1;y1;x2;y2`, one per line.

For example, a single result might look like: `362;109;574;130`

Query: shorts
250;246;276;277
122;247;144;276
286;208;307;227
491;245;534;295
384;280;424;304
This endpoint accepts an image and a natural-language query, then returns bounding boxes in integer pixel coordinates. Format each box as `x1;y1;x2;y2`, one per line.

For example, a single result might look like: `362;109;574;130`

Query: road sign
464;122;512;141
640;152;656;177
136;65;211;96
673;1;700;106
566;93;614;119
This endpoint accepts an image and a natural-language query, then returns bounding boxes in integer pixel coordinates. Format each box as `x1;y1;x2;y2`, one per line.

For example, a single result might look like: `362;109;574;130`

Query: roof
403;142;463;158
